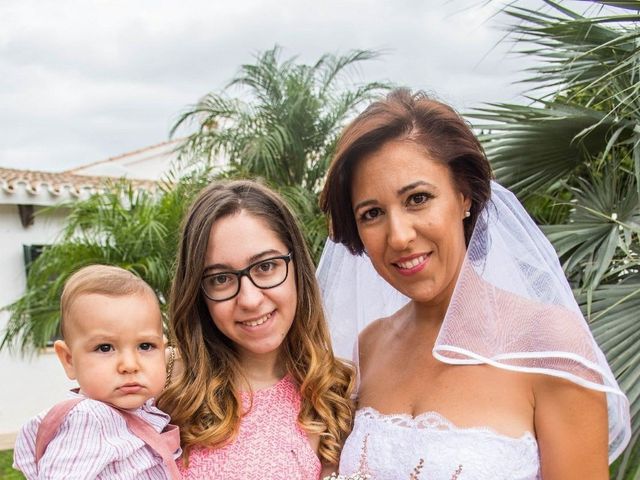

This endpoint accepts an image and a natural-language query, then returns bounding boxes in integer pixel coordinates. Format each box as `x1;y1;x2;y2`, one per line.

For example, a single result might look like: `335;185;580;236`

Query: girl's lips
237;311;274;330
393;253;431;276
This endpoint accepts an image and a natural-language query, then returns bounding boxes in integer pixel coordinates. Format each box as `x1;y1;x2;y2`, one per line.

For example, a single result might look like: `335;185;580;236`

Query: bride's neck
410;297;450;328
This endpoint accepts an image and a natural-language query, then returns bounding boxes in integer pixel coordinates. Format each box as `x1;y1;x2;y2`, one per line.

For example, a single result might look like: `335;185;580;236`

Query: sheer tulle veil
317;181;631;462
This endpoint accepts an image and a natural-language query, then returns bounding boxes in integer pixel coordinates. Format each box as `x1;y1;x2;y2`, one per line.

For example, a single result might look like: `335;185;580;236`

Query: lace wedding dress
339;407;540;480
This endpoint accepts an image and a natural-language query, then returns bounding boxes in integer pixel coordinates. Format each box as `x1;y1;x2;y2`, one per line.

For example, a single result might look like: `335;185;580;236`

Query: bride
318;89;630;479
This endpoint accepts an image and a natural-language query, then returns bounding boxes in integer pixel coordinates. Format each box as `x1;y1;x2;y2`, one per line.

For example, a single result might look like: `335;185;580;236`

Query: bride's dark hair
320;88;493;254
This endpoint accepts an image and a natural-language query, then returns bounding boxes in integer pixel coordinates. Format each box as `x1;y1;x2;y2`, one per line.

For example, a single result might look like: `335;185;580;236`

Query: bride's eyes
360;207;383;222
357;192;434;222
407;192;433;206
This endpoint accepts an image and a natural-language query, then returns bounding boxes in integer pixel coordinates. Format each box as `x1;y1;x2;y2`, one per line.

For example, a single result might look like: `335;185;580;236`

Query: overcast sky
0;0;538;172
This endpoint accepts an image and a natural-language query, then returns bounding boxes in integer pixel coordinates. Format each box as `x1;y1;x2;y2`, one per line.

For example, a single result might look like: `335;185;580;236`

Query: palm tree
172;46;390;259
1;47;388;353
470;1;640;477
1;168;214;353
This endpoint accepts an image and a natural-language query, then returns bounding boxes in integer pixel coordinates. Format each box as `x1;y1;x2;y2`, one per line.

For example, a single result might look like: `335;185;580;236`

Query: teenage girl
158;180;354;479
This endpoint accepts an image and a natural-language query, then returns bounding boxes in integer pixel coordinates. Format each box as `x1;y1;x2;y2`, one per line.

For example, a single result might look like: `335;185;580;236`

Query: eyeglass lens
202;255;289;301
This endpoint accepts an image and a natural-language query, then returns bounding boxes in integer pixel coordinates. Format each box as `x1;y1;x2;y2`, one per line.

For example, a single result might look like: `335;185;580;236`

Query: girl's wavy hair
320;88;493;253
157;179;355;465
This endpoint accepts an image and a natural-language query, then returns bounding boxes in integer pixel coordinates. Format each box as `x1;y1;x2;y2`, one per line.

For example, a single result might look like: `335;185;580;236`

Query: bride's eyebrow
397;180;434;196
353;198;377;212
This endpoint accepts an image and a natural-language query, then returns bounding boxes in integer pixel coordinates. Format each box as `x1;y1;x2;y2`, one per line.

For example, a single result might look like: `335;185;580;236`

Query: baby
13;264;180;479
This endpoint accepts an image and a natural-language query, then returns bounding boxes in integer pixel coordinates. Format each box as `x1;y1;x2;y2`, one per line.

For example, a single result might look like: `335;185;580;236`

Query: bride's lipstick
393;253;431;276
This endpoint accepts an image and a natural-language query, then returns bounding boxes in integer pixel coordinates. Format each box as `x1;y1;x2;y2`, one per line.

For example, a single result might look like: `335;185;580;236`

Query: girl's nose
235;275;264;309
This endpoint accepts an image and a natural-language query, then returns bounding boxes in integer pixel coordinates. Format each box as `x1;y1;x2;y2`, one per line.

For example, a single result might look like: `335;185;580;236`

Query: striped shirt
13;391;176;479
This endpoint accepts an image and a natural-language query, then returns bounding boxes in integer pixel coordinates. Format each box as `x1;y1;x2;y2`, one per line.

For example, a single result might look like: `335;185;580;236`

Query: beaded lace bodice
339;407;540;480
179;375;320;479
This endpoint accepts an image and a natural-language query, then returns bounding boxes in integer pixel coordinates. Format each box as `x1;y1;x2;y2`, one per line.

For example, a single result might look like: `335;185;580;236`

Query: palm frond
504;1;640;122
542;170;639;290
471;101;634;195
579;1;640;12
581;279;640;479
488;2;640;474
1;172;210;353
170;45;389;263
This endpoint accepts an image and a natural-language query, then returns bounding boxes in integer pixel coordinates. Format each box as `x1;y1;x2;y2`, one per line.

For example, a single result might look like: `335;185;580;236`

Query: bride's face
351;139;470;307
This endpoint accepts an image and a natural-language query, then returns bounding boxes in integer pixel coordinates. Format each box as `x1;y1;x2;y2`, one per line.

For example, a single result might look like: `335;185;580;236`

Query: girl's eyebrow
204;248;283;272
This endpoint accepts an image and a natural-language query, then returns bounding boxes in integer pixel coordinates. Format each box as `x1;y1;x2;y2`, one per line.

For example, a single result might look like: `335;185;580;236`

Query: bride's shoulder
358;308;406;359
358;317;385;349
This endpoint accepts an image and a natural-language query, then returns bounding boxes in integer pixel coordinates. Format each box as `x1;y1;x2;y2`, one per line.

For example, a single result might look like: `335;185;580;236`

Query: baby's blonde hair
60;264;157;340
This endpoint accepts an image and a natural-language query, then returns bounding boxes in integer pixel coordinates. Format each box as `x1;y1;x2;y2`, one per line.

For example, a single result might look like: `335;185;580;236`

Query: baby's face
60;292;166;410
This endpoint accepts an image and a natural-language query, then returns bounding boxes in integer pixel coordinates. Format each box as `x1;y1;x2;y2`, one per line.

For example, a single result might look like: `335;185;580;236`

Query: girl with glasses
157;180;354;479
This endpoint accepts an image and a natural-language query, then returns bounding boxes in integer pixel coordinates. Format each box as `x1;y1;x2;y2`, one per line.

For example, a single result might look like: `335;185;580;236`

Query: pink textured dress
179;375;321;479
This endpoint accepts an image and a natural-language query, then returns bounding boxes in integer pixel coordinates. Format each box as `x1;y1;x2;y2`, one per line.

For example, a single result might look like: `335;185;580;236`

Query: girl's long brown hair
157;180;355;465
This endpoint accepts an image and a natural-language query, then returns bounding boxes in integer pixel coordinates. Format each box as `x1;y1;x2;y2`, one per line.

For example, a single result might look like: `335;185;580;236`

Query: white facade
0;205;76;448
66;138;183;181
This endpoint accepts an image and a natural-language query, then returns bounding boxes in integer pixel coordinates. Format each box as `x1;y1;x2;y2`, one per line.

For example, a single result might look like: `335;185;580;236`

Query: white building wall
0;205;76;447
69;139;182;182
76;155;175;181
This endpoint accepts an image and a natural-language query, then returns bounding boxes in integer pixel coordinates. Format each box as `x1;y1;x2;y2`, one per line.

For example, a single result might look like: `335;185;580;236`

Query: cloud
0;0;535;171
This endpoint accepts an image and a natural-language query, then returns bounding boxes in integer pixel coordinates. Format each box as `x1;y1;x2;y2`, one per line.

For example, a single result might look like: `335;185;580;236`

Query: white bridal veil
317;181;631;462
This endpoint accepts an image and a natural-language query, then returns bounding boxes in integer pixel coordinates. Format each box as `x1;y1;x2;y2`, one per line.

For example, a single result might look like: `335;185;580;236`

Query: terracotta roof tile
0;167;158;206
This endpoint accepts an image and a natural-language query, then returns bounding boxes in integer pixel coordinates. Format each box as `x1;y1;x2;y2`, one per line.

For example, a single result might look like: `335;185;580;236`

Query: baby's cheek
149;358;168;392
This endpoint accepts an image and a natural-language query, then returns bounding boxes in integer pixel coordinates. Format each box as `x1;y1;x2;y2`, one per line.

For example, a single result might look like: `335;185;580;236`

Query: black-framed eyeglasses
201;252;293;302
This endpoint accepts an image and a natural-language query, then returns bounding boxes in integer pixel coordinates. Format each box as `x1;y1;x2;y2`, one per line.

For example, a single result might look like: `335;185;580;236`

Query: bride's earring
464;211;471;218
